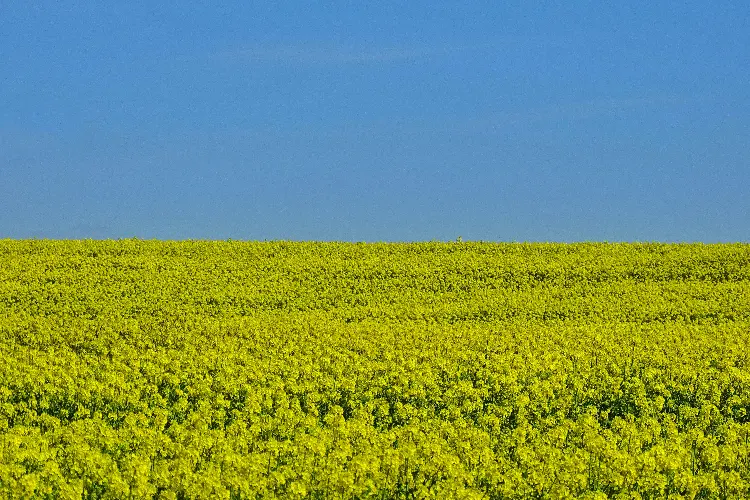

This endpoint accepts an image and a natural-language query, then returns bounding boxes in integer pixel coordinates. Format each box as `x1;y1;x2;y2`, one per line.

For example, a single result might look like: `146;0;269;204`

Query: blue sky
1;1;748;242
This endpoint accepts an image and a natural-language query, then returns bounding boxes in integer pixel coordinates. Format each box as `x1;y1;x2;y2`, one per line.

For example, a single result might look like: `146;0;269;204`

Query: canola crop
1;239;750;499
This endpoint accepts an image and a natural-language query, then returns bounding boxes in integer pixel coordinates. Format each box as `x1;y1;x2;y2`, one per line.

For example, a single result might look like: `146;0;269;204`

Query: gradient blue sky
2;1;748;242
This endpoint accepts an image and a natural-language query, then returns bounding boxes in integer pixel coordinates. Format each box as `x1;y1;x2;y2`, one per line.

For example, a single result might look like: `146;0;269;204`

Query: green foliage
1;240;750;498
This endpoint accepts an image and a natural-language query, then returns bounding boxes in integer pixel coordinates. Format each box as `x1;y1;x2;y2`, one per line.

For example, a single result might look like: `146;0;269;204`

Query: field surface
1;240;750;499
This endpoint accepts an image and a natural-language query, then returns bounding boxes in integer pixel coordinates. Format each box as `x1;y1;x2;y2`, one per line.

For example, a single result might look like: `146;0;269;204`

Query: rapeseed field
1;240;749;499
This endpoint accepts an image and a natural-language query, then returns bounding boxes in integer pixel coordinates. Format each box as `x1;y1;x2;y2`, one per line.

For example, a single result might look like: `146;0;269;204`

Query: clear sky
2;1;748;242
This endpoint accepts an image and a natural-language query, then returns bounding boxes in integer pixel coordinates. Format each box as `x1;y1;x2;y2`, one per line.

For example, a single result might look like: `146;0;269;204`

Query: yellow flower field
1;240;749;498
